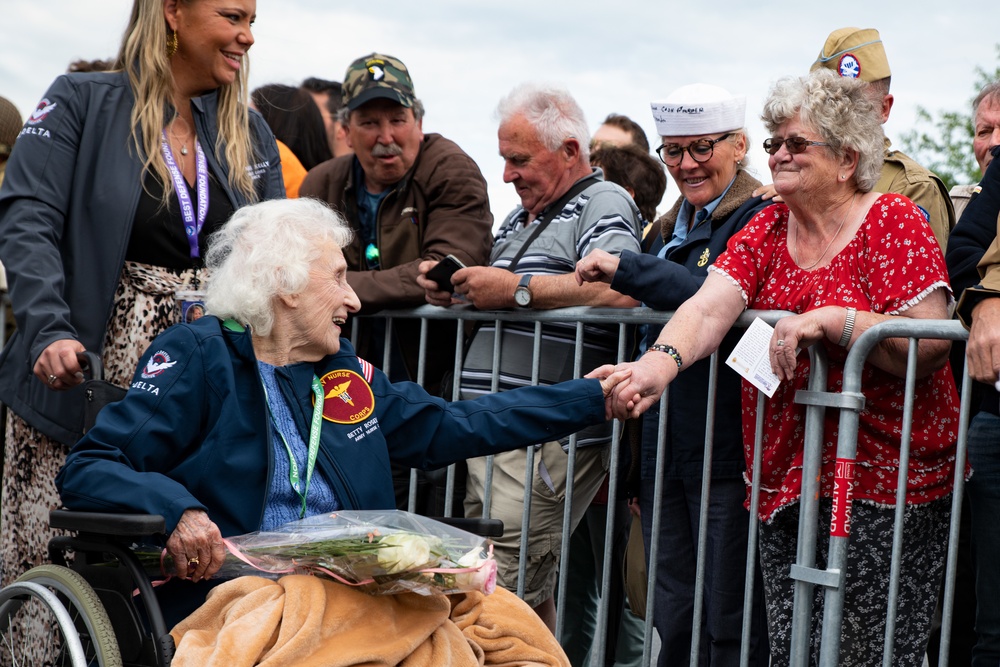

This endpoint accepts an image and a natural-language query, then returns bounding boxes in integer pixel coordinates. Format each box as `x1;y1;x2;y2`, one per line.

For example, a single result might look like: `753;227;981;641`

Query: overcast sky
3;1;997;220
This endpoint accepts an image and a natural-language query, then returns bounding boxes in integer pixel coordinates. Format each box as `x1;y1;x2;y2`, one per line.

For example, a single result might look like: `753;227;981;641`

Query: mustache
371;143;403;158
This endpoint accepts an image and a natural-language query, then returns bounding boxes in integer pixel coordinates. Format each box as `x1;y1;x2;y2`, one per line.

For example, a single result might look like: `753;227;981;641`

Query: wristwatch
514;274;533;307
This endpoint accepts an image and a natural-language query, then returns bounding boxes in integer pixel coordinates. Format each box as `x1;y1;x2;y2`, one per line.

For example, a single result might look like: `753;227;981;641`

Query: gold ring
47;374;58;385
187;557;200;567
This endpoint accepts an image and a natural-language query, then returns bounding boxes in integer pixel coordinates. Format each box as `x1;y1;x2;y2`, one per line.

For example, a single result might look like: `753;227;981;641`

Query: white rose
377;533;432;574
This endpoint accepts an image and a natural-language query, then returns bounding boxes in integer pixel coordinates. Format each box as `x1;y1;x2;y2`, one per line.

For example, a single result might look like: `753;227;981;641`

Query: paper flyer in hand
725;317;781;398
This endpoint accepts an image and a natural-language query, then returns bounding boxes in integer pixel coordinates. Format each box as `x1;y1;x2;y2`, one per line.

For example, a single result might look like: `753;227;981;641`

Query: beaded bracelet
646;343;683;369
838;307;857;347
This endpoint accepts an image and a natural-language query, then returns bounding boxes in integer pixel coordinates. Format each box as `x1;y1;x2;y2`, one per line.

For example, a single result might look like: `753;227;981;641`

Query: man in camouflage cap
812;27;955;250
299;53;493;511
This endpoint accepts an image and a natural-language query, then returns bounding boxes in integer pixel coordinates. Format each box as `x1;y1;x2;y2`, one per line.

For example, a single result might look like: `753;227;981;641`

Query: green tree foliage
900;45;1000;190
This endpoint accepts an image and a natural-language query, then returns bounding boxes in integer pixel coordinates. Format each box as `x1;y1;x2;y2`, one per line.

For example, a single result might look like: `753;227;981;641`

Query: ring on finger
776;340;785;347
47;374;58;385
188;557;200;567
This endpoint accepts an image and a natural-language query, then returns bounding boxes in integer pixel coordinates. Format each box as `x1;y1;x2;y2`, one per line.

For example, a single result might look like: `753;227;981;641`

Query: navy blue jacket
57;317;606;535
0;71;285;445
612;170;767;480
56;317;606;624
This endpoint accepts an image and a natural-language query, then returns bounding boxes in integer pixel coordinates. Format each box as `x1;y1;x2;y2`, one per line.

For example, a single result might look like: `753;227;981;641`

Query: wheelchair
1;510;173;667
4;510;503;667
0;352;502;666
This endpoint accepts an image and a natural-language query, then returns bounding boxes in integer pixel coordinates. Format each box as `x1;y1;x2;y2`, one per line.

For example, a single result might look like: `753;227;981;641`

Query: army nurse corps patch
317;369;375;424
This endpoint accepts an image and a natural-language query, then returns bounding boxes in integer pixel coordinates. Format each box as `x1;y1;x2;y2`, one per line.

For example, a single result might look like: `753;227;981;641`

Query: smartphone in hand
425;254;467;291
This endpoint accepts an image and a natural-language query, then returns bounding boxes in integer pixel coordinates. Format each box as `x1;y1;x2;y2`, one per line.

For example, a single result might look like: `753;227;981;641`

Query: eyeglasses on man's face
656;133;732;167
763;136;831;156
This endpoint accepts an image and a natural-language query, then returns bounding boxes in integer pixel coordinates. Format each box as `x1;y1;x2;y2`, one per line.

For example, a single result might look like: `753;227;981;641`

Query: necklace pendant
180;145;189;156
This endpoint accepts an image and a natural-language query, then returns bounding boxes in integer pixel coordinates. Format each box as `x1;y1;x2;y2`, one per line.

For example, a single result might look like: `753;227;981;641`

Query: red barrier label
830;458;855;538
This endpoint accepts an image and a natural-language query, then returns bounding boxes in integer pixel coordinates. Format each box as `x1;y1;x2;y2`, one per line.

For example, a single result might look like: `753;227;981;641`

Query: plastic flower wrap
134;510;497;596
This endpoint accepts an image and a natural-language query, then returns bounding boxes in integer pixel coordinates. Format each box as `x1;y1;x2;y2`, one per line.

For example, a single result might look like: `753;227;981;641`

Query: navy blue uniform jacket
57;316;606;623
611;170;767;480
57;316;606;536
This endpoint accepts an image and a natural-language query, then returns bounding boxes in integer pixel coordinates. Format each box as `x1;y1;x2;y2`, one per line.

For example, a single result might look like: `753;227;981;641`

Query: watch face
514;287;531;307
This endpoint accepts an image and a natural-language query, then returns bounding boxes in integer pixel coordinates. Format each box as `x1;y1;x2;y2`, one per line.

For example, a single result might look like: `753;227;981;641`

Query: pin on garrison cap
811;27;891;82
342;53;416;111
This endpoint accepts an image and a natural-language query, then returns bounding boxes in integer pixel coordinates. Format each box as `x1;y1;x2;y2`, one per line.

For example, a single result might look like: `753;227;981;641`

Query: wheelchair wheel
0;564;123;666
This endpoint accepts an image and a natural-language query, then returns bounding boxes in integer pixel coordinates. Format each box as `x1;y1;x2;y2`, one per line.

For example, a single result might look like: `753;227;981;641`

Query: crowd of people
0;1;998;665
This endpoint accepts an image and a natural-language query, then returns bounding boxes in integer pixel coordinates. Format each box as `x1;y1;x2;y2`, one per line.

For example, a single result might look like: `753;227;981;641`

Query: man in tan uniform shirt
812;27;955;250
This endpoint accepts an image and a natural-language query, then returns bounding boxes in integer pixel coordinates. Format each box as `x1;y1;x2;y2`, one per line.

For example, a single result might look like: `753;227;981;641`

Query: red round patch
316;370;375;424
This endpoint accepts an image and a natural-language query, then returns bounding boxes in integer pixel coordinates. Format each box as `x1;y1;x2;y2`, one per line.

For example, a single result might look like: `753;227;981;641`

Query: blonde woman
0;0;283;596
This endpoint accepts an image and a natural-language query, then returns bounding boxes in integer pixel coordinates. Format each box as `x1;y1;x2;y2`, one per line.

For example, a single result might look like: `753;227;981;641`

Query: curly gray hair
204;198;354;336
761;70;884;192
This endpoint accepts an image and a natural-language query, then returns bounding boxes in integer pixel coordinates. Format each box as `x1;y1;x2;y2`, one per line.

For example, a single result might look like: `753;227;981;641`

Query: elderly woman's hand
416;260;459;307
585;364;633;420
165;509;226;582
575;249;621;286
769;307;844;380
607;353;677;420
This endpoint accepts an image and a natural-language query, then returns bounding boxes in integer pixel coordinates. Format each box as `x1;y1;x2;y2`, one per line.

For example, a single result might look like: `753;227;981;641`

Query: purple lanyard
160;130;210;258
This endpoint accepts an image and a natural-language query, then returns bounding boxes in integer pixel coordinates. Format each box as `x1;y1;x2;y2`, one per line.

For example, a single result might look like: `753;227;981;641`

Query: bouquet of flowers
134;510;497;596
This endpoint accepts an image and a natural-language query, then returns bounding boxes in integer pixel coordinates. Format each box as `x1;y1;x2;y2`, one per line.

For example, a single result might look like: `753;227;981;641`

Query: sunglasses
656;133;732;167
763;136;830;155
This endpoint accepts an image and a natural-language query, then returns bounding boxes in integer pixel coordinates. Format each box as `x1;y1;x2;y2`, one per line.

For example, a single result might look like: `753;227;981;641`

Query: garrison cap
811;27;891;82
342;53;416;111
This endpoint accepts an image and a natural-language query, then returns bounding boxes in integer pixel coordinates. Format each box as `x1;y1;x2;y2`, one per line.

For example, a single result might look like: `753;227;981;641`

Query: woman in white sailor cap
576;82;769;666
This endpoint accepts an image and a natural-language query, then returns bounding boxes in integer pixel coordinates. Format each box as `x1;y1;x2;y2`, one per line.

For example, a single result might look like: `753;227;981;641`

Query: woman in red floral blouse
609;70;959;666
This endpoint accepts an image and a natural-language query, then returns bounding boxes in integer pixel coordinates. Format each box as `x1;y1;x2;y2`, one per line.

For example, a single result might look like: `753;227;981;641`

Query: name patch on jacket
317;369;375;424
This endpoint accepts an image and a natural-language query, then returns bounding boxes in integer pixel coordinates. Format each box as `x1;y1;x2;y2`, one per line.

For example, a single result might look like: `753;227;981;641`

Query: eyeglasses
763;136;831;155
656;133;732;167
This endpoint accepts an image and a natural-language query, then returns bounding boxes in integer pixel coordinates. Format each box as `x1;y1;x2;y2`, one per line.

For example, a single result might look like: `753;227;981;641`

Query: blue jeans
639;476;767;666
967;411;1000;666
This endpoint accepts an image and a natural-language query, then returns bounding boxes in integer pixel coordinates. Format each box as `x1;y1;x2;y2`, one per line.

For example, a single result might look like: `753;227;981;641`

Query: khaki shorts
464;441;608;607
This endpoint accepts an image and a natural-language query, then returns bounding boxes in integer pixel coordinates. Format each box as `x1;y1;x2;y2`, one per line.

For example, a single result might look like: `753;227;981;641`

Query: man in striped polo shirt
418;83;642;631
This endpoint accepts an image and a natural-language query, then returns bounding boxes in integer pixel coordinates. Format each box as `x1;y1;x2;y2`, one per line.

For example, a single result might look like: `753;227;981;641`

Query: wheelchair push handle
76;350;104;382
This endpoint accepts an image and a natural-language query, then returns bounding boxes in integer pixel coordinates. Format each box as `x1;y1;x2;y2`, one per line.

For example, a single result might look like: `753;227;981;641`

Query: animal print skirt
0;262;206;663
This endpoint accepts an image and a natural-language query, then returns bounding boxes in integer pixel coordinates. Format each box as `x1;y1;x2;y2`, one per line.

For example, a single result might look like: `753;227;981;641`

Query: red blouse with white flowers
711;194;960;521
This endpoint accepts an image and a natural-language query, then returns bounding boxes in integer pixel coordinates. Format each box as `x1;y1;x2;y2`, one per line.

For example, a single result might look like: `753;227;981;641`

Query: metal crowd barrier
352;305;971;667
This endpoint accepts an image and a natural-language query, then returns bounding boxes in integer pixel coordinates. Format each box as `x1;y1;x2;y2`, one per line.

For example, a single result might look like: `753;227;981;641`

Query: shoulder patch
141;350;177;379
27;98;57;125
916;205;930;222
356;357;374;383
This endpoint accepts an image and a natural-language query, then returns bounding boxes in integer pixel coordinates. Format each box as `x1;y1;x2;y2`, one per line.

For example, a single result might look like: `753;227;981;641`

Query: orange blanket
169;575;570;667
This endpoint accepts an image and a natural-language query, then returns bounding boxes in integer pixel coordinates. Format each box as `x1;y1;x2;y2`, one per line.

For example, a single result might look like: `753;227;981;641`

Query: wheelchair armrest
49;509;166;537
432;516;504;538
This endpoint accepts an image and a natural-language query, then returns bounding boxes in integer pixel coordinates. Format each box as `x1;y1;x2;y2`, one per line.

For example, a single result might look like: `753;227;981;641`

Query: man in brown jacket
300;53;493;511
300;53;492;384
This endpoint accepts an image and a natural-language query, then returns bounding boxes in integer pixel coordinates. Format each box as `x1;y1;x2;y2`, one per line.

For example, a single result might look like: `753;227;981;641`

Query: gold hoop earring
167;30;178;58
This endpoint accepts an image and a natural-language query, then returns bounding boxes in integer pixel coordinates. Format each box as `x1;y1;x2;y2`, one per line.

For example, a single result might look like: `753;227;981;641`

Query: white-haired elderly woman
607;69;960;665
56;197;629;628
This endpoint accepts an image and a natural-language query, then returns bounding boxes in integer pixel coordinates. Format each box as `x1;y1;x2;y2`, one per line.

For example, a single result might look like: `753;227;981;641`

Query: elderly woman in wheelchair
16;198;627;665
